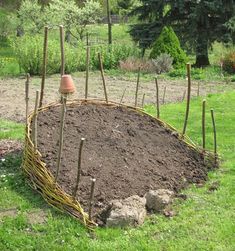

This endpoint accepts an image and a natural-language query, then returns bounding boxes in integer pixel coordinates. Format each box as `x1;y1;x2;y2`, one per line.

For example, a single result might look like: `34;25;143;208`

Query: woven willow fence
21;99;215;228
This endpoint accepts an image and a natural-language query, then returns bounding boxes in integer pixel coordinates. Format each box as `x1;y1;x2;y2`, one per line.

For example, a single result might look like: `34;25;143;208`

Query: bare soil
0;73;233;122
37;103;210;224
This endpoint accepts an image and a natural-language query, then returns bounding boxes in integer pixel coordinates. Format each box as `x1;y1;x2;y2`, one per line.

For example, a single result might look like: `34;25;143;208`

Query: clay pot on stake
59;74;76;99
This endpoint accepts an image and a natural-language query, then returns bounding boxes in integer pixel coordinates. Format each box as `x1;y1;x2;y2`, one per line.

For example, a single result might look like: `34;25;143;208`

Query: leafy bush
12;35;139;75
168;67;205;80
119;57;155;73
222;51;235;73
152;53;173;74
150;26;187;68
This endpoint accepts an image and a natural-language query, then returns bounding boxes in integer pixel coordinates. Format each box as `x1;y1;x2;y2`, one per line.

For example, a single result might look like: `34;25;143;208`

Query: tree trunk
195;36;210;67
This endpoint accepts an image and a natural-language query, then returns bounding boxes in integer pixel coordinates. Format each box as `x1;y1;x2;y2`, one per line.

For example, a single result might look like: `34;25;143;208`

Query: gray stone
106;195;146;227
145;189;174;212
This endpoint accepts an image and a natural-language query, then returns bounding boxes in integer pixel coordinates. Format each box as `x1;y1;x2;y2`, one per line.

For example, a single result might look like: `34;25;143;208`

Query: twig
119;88;126;105
202;99;206;151
162;86;166;104
85;46;90;100
142;93;145;108
55;97;67;182
182;63;192;136
155;78;160;118
39;26;48;108
88;178;96;221
73;138;85;199
135;67;141;107
25;73;30;124
210;109;217;165
32;90;39;151
98;53;108;103
60;25;65;76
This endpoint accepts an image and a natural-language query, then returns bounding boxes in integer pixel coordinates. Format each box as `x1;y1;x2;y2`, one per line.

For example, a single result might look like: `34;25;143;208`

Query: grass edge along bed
21;98;215;228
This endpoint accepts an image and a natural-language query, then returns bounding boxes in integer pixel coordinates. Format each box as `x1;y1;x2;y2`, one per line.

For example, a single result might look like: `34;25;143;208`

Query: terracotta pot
59;75;76;94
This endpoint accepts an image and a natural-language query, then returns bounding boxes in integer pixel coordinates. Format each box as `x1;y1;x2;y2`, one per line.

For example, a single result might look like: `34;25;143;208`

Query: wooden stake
182;90;186;102
135;67;141;107
25;73;30;124
197;82;200;97
210;109;217;165
85;46;90;100
98;52;108;103
88;178;96;221
162;86;166;104
119;87;126;105
202;99;206;150
39;26;49;108
55;97;67;182
60;25;65;76
142;93;145;108
32;90;39;151
182;63;192;136
106;0;112;45
73;138;85;199
155;78;160;118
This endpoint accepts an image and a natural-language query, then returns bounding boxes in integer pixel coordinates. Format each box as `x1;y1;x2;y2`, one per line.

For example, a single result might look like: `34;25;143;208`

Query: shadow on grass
0;151;69;220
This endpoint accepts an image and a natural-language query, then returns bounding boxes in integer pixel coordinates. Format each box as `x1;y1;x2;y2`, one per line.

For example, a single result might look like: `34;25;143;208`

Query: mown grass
0;89;235;250
0;119;24;140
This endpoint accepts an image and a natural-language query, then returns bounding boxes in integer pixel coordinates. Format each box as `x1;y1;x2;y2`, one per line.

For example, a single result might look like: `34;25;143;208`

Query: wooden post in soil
88;178;96;221
39;26;49;108
60;25;65;76
202;99;206;151
119;87;126;105
73;138;85;199
32;90;39;151
55;97;67;182
162;86;166;104
85;33;90;100
98;52;108;103
39;26;48;107
182;63;192;136
25;73;30;124
197;82;200;97
142;93;145;108
155;78;160;118
210;109;217;165
135;67;141;107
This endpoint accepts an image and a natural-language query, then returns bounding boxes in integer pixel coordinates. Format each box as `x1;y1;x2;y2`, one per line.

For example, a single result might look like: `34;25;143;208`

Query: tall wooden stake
32;90;39;151
98;53;108;103
135;67;141;107
182;90;186;102
202;99;206;151
25;73;30;124
39;26;48;108
73;138;85;199
142;93;145;108
182;63;192;136
88;178;96;221
60;25;65;76
55;97;67;182
155;78;160;118
210;109;217;165
197;82;200;97
106;0;112;45
119;87;126;105
162;86;166;104
85;47;90;100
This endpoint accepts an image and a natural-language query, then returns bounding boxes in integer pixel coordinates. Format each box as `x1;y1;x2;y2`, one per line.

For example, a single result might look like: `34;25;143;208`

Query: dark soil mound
37;103;208;222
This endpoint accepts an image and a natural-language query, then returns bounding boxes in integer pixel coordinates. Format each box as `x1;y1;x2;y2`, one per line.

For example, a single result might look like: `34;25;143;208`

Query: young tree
129;0;235;67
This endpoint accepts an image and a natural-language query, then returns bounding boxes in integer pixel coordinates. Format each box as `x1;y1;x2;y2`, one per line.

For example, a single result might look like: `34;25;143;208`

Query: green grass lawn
0;91;234;250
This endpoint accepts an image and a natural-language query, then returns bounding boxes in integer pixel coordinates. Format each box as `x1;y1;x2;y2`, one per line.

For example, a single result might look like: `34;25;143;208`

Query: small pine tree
150;26;187;68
